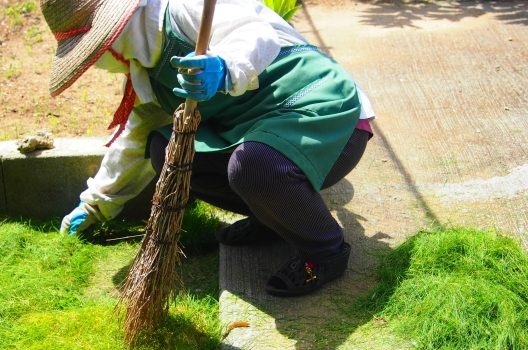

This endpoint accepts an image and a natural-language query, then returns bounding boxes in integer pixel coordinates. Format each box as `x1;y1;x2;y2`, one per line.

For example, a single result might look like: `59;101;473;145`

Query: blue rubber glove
60;202;103;236
170;53;228;101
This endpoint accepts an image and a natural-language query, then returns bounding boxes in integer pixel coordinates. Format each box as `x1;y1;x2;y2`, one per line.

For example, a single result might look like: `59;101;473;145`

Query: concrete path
220;1;528;348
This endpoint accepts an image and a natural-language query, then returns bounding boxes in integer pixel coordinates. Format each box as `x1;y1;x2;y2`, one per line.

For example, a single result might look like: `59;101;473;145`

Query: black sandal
215;217;278;246
265;242;351;297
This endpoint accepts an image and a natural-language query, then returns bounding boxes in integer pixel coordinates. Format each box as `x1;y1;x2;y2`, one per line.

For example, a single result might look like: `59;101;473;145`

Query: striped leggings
149;128;370;259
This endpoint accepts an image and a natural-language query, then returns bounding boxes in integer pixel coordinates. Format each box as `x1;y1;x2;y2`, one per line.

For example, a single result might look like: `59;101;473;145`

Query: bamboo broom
119;0;217;344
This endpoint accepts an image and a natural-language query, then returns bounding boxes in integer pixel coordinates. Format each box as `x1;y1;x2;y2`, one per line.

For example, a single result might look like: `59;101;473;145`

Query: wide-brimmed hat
40;0;141;96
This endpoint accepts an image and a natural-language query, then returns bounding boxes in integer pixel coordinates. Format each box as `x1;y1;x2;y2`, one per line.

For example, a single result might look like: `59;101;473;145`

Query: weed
4;1;37;27
24;25;43;45
47;112;60;130
3;62;22;79
80;88;89;104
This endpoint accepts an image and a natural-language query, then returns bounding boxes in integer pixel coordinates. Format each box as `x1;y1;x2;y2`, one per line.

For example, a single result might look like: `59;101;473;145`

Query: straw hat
40;0;141;96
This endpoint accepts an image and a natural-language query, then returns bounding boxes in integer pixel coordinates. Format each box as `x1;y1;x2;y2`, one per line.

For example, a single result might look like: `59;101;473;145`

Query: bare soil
0;0;383;142
0;0;122;141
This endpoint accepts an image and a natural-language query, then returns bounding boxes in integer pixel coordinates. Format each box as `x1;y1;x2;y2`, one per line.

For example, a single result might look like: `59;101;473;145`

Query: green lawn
0;201;223;350
1;208;527;349
362;227;528;350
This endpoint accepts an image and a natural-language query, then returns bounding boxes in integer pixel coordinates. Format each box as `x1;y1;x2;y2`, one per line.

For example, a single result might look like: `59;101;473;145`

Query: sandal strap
277;257;315;288
266;242;351;297
266;256;322;296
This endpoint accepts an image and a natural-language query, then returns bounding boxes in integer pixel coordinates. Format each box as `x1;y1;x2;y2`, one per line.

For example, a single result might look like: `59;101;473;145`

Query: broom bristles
118;104;201;345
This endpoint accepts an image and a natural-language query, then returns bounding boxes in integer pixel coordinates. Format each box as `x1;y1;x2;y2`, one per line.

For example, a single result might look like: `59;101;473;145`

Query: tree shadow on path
220;179;401;349
356;0;528;28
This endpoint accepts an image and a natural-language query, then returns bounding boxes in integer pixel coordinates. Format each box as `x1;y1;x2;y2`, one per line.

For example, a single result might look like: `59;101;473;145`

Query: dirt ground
0;0;471;142
0;0;427;142
0;0;353;142
0;0;123;141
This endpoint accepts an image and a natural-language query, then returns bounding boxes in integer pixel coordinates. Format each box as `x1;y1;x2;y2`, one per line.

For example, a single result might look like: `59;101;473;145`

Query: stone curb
0;137;153;220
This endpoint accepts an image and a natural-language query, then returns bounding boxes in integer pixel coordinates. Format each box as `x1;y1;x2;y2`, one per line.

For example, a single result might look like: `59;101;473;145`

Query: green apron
147;11;361;190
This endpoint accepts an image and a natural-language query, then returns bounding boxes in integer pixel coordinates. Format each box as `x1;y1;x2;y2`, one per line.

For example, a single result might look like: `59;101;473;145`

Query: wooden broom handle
183;0;217;117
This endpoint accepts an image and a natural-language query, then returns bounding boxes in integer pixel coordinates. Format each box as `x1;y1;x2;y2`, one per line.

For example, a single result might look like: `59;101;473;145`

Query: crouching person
42;0;375;296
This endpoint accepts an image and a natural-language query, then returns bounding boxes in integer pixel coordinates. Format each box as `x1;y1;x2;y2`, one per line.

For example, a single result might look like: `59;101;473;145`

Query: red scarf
104;48;137;147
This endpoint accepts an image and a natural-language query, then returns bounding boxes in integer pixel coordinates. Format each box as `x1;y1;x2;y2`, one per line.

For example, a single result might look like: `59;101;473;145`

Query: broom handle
183;0;217;117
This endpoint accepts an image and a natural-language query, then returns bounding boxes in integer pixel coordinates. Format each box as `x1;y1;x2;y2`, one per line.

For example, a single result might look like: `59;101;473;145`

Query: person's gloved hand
170;52;229;101
60;202;103;236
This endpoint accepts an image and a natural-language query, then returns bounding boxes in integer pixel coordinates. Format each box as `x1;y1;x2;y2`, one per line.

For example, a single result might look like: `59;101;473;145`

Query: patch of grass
4;296;221;350
2;61;22;79
0;222;97;322
181;200;222;250
4;1;37;27
133;294;222;350
0;202;223;349
24;25;44;45
4;305;123;349
362;227;528;349
85;200;220;251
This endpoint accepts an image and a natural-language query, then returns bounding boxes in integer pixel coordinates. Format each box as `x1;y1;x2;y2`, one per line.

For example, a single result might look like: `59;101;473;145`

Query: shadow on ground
220;180;407;349
355;0;528;28
111;244;223;350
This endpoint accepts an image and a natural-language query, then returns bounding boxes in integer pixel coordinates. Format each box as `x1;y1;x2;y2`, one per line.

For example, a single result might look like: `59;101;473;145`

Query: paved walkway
220;1;528;348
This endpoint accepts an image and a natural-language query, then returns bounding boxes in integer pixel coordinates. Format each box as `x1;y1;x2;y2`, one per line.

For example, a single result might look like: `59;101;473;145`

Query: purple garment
149;128;370;259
